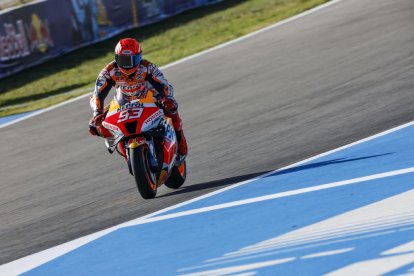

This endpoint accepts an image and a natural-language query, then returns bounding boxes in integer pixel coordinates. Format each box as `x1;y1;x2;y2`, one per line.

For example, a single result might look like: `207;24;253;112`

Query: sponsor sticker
101;69;110;79
152;68;162;77
102;122;120;133
117;101;143;112
144;110;163;125
96;76;106;87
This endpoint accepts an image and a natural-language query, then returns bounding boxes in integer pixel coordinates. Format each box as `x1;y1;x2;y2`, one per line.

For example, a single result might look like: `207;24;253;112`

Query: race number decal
118;107;143;123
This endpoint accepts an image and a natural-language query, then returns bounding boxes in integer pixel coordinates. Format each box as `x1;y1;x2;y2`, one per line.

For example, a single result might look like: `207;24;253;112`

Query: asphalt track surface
1;0;413;265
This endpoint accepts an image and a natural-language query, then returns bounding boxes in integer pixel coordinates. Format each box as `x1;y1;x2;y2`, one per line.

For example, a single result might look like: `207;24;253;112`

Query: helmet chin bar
120;66;138;76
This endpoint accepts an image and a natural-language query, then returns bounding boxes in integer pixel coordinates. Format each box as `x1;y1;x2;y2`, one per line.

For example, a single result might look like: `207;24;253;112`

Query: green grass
0;0;328;117
0;0;34;10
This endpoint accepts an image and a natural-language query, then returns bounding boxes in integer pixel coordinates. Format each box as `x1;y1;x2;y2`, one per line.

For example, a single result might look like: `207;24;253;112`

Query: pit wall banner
0;0;221;79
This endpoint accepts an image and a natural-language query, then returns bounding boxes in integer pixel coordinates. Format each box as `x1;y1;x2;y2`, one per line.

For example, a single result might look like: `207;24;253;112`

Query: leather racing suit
89;59;187;157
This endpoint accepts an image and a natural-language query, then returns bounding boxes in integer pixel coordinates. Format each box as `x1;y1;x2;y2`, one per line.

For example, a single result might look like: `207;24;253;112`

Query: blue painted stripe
24;175;414;275
157;124;414;215
0;111;36;127
23;124;414;275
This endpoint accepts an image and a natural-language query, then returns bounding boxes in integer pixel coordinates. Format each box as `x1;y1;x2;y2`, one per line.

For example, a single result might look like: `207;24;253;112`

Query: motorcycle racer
88;38;188;159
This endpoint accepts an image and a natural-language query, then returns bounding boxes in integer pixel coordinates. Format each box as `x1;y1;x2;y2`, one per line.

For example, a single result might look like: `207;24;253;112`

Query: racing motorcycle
101;92;186;199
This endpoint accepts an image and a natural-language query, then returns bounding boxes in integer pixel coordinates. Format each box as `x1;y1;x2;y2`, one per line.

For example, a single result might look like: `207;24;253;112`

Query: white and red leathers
89;59;188;157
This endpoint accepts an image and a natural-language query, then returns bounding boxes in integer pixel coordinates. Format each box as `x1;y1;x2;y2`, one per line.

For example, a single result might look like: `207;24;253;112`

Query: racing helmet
115;38;142;75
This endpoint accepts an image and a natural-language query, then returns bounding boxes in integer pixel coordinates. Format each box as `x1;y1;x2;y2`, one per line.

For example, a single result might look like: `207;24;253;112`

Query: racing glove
161;97;178;114
88;113;105;136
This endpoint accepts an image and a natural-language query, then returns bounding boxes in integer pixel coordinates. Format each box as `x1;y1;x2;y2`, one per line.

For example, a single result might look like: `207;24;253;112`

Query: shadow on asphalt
271;153;394;177
157;171;270;198
159;153;393;198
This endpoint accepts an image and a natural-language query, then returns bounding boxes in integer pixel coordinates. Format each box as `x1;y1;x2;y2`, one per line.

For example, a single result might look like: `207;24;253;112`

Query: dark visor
115;53;142;68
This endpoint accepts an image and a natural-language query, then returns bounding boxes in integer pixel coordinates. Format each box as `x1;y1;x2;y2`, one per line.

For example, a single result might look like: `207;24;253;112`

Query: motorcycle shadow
156;171;270;198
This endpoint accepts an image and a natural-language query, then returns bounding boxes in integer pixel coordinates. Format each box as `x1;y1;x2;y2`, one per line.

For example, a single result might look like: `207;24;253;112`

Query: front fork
125;137;158;176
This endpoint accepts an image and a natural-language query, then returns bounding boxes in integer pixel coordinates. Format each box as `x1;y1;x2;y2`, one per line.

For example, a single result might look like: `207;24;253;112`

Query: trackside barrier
0;0;222;79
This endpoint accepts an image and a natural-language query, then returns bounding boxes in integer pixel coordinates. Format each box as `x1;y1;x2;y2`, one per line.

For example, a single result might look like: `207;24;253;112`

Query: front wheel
130;145;157;199
165;160;187;189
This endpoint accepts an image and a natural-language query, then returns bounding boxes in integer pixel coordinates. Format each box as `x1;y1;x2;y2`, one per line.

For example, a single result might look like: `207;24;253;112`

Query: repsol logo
120;84;145;91
117;102;143;112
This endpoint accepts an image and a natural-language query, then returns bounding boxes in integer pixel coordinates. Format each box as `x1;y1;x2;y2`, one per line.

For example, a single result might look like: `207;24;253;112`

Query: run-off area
14;122;414;275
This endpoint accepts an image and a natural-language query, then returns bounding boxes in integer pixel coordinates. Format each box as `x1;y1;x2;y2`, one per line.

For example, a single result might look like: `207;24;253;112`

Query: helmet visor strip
116;53;142;68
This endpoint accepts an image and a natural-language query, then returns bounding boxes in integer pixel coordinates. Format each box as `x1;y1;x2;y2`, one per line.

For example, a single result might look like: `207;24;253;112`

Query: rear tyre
165;160;187;189
130;145;157;199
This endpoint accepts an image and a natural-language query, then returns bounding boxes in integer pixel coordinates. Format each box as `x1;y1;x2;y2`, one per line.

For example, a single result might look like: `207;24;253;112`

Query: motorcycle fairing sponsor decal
161;118;177;171
164;118;176;142
106;100;120;116
142;109;163;128
127;137;146;148
116;101;144;112
102;121;122;135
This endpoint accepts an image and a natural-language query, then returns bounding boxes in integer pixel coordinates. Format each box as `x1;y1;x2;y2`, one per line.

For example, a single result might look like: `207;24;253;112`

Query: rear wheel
130;145;157;199
165;160;187;189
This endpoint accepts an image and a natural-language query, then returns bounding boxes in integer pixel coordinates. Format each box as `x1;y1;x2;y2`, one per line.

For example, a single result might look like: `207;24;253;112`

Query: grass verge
0;0;329;117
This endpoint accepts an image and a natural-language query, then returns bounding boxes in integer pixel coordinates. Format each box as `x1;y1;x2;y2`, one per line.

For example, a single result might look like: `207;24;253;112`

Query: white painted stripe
0;0;342;129
230;216;414;255
327;253;414;276
214;193;414;262
180;189;414;272
2;167;413;275
382;240;414;256
0;93;89;129
228;273;256;276
130;167;414;225
0;132;412;276
135;121;414;223
179;257;295;276
183;229;402;272
0;134;412;276
206;229;409;267
301;248;354;259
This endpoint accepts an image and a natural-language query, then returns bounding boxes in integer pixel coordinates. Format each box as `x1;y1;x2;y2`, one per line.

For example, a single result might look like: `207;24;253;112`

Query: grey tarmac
0;0;413;265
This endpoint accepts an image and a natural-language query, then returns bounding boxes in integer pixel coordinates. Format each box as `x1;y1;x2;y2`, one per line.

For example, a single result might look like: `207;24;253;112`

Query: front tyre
130;145;157;199
165;160;187;189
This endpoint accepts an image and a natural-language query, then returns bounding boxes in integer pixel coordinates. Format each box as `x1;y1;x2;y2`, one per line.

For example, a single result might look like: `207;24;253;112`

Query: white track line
0;94;89;129
1;120;413;275
102;167;414;226
0;0;342;130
